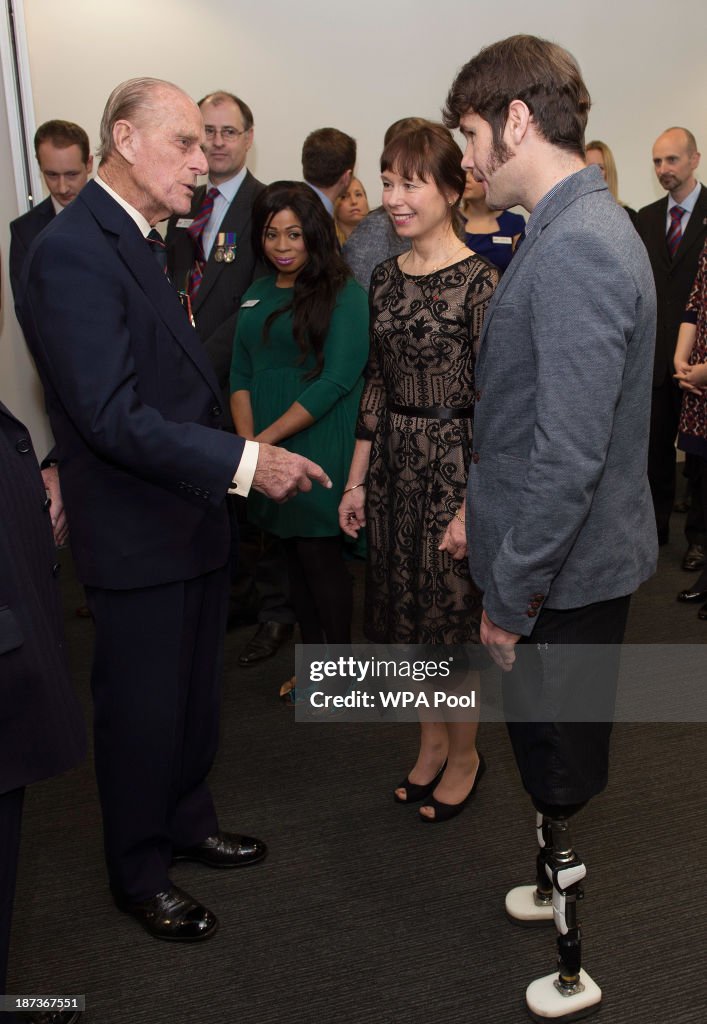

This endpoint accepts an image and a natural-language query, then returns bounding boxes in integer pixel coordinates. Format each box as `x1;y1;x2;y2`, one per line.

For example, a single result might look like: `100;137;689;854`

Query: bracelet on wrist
343;482;366;494
454;510;465;524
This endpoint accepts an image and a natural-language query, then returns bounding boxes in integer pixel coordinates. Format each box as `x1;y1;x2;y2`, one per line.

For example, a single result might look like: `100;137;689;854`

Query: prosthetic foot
524;817;601;1022
505;813;554;925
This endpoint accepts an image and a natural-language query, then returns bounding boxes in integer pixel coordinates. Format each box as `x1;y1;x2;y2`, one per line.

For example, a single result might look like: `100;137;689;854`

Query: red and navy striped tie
147;229;168;273
187;186;219;298
666;205;685;258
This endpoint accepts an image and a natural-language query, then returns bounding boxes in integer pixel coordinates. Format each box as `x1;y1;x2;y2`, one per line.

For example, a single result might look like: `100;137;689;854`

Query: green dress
230;274;369;538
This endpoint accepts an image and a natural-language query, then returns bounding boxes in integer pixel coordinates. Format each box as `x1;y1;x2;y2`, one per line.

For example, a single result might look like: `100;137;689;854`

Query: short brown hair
34;120;90;163
380;121;465;205
383;117;429;148
444;34;591;158
302;128;356;188
198;90;254;131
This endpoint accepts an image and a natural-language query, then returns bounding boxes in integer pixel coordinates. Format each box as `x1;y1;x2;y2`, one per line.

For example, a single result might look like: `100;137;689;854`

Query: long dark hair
252;181;351;378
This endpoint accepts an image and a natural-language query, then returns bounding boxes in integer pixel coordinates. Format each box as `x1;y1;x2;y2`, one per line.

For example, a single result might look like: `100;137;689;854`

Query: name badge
176;218;194;228
241;299;260;308
493;235;513;245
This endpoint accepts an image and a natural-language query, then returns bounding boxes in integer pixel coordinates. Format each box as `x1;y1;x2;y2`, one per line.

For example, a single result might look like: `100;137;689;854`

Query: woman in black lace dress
339;122;498;822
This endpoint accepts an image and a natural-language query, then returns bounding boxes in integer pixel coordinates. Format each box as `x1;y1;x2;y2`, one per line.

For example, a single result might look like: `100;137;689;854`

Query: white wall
21;0;707;209
2;0;706;431
0;76;52;452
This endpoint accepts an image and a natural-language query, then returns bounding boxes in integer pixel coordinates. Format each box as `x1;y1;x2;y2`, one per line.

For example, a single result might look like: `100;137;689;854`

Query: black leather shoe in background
173;831;268;869
677;587;707;603
237;621;294;665
698;601;707;621
114;884;218;941
682;543;706;571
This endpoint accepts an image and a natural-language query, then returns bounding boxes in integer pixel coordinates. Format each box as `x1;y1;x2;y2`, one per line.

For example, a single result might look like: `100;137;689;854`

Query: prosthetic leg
505;813;555;924
507;812;601;1022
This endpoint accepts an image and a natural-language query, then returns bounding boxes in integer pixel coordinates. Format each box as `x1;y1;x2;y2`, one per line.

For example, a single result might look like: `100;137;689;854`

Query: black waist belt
387;402;474;420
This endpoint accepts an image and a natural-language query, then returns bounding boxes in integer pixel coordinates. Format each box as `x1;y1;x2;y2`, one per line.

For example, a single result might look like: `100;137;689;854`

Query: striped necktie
147;229;167;273
666;205;685;258
188;186;220;298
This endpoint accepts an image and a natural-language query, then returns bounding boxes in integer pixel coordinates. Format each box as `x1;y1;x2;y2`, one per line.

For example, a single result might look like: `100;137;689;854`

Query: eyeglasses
204;126;249;141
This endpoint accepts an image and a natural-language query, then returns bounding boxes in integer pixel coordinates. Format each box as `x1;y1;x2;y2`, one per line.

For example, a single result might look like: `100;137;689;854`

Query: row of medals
214;231;237;263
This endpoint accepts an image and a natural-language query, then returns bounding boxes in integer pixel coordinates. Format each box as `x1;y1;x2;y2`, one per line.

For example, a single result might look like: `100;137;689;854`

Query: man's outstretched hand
251;444;331;503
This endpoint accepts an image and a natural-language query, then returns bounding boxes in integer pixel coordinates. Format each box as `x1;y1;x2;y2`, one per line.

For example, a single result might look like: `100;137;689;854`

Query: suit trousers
689;457;707;592
506;594;631;805
0;787;24;1009
85;565;229;900
649;377;705;543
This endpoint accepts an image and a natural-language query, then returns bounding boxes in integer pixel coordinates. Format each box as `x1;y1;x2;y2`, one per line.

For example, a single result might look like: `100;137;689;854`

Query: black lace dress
356;254;498;643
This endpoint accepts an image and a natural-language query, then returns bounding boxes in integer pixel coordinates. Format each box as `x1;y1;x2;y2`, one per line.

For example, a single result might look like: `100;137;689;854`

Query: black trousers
649;377;705;543
0;787;24;1015
85;565;229;900
230;497;295;624
506;594;631;806
690;457;707;592
283;536;353;644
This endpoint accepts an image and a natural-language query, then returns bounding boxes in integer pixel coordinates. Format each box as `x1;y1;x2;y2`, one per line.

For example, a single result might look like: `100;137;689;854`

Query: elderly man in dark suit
636;128;707;566
0;401;86;1024
166;90;295;665
9;120;92;302
16;77;330;944
444;35;657;1021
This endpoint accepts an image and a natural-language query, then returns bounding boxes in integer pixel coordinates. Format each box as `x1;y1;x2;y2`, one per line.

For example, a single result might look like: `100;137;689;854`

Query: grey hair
98;77;179;162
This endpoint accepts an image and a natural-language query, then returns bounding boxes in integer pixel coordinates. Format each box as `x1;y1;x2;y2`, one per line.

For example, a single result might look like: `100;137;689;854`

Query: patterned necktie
666;205;685;258
188;186;220;298
147;229;167;273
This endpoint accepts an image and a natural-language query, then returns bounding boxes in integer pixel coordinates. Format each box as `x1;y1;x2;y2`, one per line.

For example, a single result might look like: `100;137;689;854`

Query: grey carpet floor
7;529;707;1024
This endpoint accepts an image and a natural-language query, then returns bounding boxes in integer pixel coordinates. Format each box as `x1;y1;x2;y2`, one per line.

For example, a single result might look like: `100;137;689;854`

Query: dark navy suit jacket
9;195;55;303
636;184;707;386
166;170;266;393
16;180;245;590
0;401;86;794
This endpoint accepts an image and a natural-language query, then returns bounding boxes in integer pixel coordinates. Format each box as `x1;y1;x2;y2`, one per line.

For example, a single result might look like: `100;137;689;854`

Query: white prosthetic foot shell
526;969;601;1021
505;884;554;924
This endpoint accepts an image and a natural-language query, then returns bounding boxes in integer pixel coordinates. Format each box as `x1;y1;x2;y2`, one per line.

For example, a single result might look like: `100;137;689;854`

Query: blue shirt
465;209;526;273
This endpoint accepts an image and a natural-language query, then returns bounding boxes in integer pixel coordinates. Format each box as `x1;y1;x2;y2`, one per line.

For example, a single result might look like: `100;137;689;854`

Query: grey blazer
467;166;658;635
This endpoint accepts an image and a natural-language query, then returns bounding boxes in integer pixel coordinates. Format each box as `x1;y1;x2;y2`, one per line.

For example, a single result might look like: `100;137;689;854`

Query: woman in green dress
230;182;369;689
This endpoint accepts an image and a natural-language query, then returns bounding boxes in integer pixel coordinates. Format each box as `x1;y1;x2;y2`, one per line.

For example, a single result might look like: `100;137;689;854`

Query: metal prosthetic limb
504;813;554;924
546;818;587;995
525;817;601;1022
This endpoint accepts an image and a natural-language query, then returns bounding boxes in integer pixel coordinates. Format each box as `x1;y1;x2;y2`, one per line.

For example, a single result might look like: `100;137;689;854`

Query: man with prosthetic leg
443;35;657;1020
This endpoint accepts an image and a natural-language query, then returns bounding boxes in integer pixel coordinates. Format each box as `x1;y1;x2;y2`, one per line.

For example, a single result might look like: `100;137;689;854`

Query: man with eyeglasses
166;90;265;395
167;91;295;664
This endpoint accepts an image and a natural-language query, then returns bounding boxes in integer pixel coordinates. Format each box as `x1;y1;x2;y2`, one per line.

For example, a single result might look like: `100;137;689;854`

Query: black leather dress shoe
698;601;707;621
238;621;294;665
173;831;268;868
20;1012;82;1024
114;884;218;941
677;587;707;603
682;543;706;571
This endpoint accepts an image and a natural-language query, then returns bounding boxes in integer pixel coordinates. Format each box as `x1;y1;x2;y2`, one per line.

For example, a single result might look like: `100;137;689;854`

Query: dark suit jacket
0;401;86;794
17;180;246;591
166;170;266;393
9;196;54;303
635;184;707;386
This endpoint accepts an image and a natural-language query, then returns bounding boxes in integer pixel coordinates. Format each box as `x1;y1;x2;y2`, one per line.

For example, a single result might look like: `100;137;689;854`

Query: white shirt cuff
227;440;258;497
